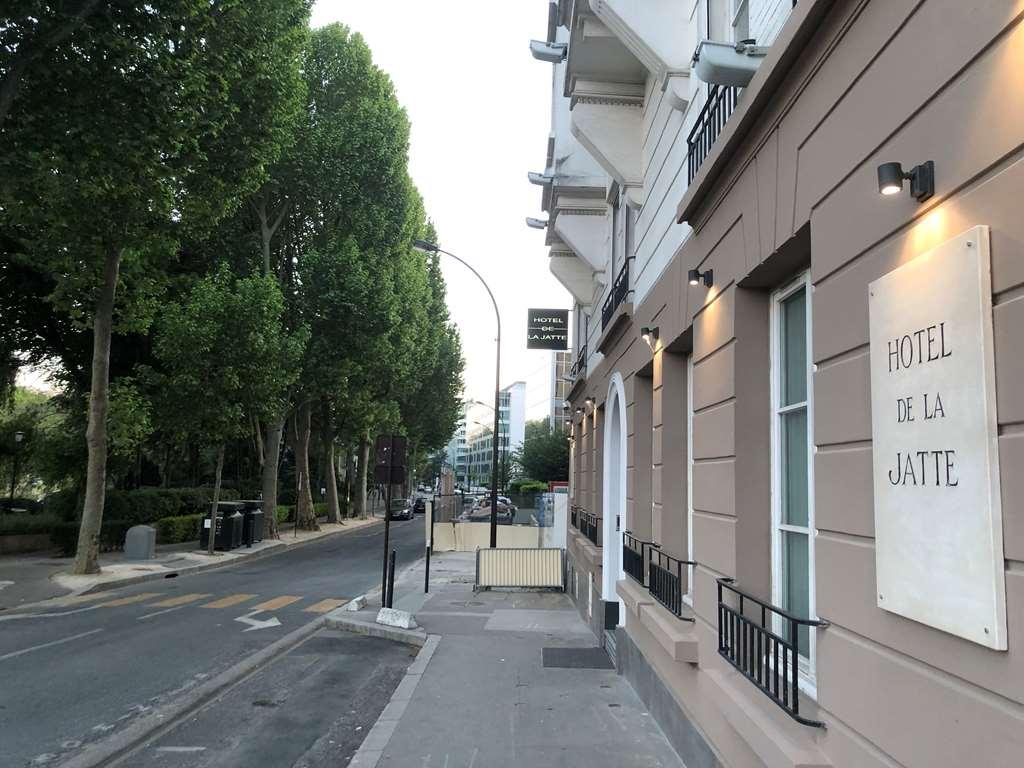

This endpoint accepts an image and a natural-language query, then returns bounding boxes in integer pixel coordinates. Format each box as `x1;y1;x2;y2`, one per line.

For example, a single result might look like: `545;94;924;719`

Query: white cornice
569;81;644;196
553;206;608;275
590;0;694;80
550;250;599;307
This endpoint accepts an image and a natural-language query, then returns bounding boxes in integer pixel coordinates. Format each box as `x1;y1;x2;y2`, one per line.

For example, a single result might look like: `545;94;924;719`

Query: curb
349;634;442;767
324;608;427;647
55;616;328;768
65;518;386;599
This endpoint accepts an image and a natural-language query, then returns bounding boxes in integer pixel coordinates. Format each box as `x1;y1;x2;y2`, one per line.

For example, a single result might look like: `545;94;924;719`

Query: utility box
124;525;156;561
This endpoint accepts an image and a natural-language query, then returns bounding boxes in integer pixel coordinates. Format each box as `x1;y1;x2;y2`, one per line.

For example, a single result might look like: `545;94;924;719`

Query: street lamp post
8;430;24;505
413;239;501;548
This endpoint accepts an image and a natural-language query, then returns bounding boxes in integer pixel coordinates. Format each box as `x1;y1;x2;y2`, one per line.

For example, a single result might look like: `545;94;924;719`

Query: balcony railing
622;531;654;585
717;578;829;728
570;505;579;529
570;344;587;381
601;259;631;330
687;84;741;184
649;548;695;621
579;510;600;547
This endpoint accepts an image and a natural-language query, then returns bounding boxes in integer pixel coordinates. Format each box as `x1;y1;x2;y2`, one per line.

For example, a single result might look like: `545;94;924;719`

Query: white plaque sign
868;225;1006;650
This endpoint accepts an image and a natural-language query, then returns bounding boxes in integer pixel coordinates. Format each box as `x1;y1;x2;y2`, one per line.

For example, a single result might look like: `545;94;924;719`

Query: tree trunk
321;401;341;524
71;246;122;575
324;440;341;524
355;437;369;519
294;401;318;530
343;448;354;518
207;444;226;555
261;417;285;539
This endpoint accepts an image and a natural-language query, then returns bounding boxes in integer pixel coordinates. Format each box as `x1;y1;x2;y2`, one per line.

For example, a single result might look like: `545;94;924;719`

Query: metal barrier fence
475;547;565;589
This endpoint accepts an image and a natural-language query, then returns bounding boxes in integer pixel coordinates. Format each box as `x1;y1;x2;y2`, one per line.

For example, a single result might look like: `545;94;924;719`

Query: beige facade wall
563;0;1024;765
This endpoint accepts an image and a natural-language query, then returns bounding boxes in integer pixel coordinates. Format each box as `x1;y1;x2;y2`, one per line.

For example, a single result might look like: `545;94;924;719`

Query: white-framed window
770;271;817;688
685;353;695;606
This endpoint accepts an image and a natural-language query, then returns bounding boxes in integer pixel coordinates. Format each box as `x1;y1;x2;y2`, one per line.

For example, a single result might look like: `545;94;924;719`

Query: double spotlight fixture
688;267;714;287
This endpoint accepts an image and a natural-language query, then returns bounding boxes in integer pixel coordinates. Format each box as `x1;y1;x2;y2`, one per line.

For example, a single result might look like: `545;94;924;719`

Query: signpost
868;225;1006;649
375;435;407;606
526;308;569;350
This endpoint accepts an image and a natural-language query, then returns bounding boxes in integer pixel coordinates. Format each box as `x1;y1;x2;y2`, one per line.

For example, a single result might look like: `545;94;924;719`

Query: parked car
389;498;414;520
460;500;514;525
413;497;426;514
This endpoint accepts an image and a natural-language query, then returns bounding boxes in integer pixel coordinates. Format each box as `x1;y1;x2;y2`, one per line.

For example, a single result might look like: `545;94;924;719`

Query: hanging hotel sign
526;308;569;350
868;225;1006;650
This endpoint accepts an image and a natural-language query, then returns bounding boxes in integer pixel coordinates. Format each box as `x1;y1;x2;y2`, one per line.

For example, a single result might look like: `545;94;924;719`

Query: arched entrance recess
602;372;627;623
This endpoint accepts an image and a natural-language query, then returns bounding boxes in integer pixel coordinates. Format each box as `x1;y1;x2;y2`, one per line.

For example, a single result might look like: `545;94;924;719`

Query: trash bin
199;502;244;550
239;500;264;546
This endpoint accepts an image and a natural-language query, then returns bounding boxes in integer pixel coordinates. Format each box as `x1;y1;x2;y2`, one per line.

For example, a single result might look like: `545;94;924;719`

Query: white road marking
138;605;187;621
0;605;100;622
0;580;13;590
234;610;281;632
0;628;103;661
154;747;207;753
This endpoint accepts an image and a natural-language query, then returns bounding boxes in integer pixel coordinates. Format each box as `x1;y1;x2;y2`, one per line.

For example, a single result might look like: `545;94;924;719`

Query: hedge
44;486;242;524
153;514;204;545
50;520;133;557
0;512;60;536
276;503;329;524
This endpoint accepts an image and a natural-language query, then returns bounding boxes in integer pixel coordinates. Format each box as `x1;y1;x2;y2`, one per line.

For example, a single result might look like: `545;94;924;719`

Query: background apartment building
464;381;526;489
534;1;1024;766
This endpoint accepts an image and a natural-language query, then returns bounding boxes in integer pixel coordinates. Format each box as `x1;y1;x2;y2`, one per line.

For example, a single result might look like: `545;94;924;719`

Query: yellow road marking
252;595;302;611
97;592;162;608
303;599;348;614
55;592;123;607
201;594;258;609
149;593;211;608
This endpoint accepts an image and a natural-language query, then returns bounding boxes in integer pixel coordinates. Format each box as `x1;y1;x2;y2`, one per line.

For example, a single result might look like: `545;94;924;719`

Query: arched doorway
602;372;627;624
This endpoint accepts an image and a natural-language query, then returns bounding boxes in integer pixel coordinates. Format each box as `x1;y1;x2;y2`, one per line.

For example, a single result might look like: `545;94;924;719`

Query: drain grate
542;647;614;670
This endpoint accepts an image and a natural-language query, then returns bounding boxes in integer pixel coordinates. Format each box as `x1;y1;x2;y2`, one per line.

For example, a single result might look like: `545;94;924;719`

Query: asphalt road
0;516;425;768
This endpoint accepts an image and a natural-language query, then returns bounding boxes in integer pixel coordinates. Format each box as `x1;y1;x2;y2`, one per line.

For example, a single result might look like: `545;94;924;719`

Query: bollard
424;544;431;594
386;549;397;608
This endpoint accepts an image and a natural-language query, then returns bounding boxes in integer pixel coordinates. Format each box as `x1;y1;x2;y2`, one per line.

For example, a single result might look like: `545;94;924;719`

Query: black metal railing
601;259;631;330
570;344;587;380
622;531;653;584
687;84;741;184
717;578;829;728
649;548;695;620
570;505;579;529
579;510;600;547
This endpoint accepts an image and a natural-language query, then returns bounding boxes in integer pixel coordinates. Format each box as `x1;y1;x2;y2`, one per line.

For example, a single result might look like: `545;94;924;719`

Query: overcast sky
311;1;570;422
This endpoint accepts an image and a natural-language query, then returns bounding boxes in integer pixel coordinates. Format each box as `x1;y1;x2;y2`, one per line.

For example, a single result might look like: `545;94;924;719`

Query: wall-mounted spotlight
877;160;934;202
530;40;568;63
584;396;595;408
526;217;549;230
574;406;584;414
528;171;553;186
688;267;714;287
562;399;571;409
640;326;659;350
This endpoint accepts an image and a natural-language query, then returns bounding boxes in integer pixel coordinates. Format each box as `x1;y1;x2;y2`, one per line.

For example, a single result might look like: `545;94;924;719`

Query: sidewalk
0;516;382;610
336;552;685;768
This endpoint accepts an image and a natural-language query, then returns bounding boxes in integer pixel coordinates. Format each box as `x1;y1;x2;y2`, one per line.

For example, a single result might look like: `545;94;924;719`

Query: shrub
50;519;132;556
0;512;60;536
519;481;548;494
154;514;203;545
44;488;82;522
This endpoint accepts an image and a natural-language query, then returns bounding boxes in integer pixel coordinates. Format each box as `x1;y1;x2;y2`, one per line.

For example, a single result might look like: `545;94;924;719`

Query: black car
413;497;426;514
389;498;414;520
